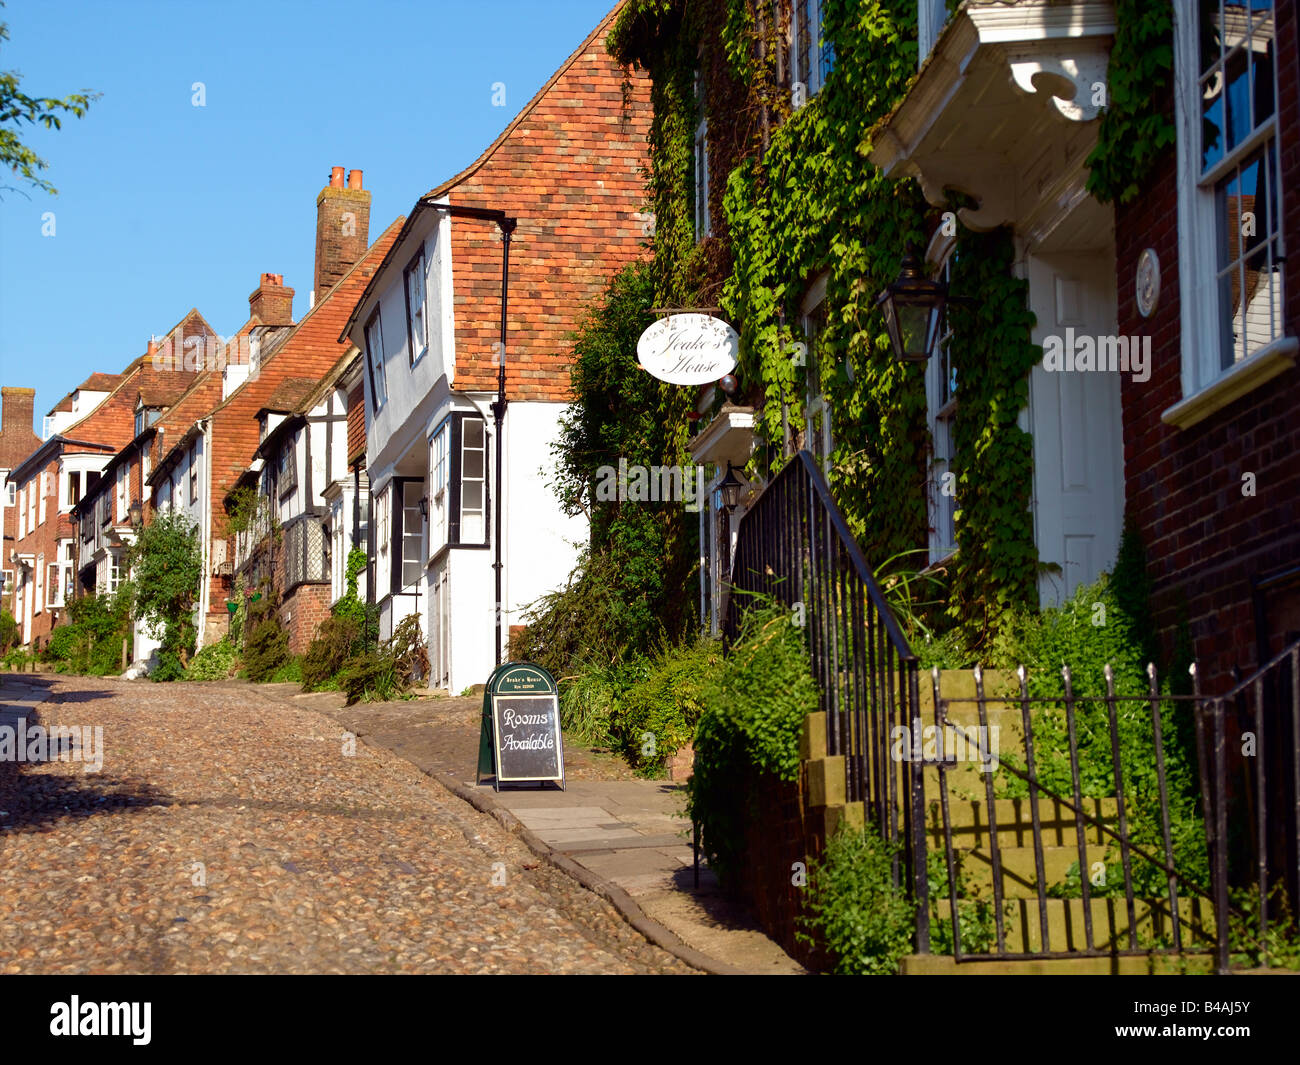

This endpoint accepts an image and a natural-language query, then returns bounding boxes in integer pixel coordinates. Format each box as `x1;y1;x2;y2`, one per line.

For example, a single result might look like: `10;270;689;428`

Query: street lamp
128;500;143;527
718;462;744;514
875;248;948;363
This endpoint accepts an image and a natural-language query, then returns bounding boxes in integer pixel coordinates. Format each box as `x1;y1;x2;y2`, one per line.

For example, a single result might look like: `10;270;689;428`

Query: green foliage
242;586;290;683
185;638;240;681
1229;884;1300;971
799;823;916;975
2;646;33;670
1085;0;1175;205
338;615;430;705
521;261;697;677
944;225;1040;646
989;571;1208;894
0;18;99;197
0;609;17;653
301;615;364;692
557;639;721;774
926;849;1002;956
127;508;204;674
689;599;820;881
43;592;131;675
265;656;303;684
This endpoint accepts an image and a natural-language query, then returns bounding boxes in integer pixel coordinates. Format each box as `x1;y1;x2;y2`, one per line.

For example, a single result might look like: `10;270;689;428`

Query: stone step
941;842;1116;897
901;950;1216;975
926;797;1119;848
928;895;1217;955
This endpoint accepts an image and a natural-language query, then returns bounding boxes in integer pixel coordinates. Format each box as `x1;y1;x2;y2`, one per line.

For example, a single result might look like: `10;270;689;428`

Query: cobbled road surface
0;674;693;975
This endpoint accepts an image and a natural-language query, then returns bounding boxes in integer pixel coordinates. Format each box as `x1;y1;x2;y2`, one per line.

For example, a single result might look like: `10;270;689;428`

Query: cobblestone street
0;674;693;975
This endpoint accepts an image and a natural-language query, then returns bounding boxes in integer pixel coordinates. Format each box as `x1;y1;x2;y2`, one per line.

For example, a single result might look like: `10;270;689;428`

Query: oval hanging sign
636;313;739;386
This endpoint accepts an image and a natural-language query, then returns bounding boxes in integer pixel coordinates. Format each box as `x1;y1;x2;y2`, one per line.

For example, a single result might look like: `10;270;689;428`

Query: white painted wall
502;401;587;650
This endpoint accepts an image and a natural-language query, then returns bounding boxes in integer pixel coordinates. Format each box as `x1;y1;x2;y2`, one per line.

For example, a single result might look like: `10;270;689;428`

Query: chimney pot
330;166;345;188
347;169;363;190
249;273;295;327
147;338;158;358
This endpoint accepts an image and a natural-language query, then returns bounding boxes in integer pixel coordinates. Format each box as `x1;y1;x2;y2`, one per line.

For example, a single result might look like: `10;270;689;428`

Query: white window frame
38;472;48;525
926;237;959;566
791;0;833;105
400;481;424;591
917;0;949;65
116;464;127;522
405;246;429;366
366;310;388;411
694;69;711;240
17;481;25;539
800;274;833;475
5;479;15;506
109;550;123;594
189;444;199;505
60;469;80;513
460;418;487;545
34;552;44;614
1172;1;1292;414
429;419;450;555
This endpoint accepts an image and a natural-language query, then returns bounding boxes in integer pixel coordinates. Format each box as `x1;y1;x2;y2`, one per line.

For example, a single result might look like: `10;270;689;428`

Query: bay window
428;413;490;557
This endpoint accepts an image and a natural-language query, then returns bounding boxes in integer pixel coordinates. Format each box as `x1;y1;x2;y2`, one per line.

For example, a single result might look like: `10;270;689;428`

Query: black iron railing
724;450;929;947
724;452;1300;970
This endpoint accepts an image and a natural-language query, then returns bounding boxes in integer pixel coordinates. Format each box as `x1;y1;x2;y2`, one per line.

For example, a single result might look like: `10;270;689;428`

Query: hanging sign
478;662;565;790
636;313;739;385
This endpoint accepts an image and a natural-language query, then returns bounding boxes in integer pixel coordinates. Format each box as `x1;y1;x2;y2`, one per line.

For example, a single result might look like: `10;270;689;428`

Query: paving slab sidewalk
277;685;807;975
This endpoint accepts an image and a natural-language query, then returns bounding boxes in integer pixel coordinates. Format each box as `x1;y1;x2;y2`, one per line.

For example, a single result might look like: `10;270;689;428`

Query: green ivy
1084;0;1175;205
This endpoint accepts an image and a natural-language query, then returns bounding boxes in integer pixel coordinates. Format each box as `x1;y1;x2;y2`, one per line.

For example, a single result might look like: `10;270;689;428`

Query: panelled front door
1027;250;1125;606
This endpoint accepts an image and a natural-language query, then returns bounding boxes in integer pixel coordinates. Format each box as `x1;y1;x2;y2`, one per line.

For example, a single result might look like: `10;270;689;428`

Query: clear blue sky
0;0;624;433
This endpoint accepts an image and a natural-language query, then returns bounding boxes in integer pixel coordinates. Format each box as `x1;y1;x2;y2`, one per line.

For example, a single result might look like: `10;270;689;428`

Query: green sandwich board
477;662;565;791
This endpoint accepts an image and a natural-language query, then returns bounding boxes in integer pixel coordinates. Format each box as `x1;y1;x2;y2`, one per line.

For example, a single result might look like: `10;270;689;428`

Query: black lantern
876;249;947;363
128;500;143;527
718;462;744;514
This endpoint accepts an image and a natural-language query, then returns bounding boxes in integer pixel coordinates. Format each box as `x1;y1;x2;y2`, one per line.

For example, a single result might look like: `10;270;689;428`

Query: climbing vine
612;0;1050;645
1084;0;1175;205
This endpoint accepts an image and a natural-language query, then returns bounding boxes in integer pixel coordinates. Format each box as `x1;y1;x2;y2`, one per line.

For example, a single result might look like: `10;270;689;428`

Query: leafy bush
615;640;719;775
799;824;916;975
185;638;240;681
689;599;820;881
43;592;132;675
301;615;363;691
338;615;429;705
0;609;18;654
339;651;401;704
242;585;290;682
266;656;303;684
127;508;203;673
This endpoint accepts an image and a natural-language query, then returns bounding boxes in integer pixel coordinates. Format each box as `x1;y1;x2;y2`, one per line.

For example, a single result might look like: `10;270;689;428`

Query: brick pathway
0;673;693;975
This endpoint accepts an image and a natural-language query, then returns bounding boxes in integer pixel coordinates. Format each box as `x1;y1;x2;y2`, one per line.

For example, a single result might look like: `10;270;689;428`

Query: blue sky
0;0;623;433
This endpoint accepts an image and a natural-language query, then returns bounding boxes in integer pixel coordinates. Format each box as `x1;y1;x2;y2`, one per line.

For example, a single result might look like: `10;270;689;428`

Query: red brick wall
1117;0;1300;694
443;10;651;401
282;582;331;655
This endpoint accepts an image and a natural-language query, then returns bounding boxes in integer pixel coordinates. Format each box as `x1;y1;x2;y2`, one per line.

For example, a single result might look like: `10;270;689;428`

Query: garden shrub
0;609;18;654
689;599;820;882
301;615;363;691
616;639;720;775
127;508;203;674
43;592;131;675
799;823;916;976
338;615;430;705
266;656;303;684
242;586;290;682
185;638;240;681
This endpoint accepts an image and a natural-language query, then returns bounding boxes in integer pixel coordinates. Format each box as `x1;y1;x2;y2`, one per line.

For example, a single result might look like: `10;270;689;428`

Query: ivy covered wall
613;0;1045;647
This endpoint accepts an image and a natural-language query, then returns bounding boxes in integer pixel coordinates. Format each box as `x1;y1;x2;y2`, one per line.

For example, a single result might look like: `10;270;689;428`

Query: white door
428;561;450;690
1027;251;1125;607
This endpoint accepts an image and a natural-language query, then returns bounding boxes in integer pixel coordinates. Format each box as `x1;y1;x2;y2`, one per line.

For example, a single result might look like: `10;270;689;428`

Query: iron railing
724;450;929;947
724;451;1300;971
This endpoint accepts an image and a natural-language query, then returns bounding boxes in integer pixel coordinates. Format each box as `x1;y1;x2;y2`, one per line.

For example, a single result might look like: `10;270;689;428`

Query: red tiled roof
261;377;320;414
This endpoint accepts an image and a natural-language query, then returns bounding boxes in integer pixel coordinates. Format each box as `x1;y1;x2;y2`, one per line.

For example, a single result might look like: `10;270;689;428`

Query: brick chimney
248;272;295;327
1;387;36;437
314;166;370;304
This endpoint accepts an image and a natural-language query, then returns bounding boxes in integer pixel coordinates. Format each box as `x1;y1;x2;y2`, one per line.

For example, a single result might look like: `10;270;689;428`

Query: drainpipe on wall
196;417;212;649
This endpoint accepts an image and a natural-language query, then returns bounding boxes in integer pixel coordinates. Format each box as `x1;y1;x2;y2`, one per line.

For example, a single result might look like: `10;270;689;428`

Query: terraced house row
2;2;651;683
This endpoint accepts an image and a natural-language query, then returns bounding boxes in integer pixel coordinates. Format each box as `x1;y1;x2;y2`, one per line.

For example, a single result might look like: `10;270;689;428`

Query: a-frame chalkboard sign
476;662;565;791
